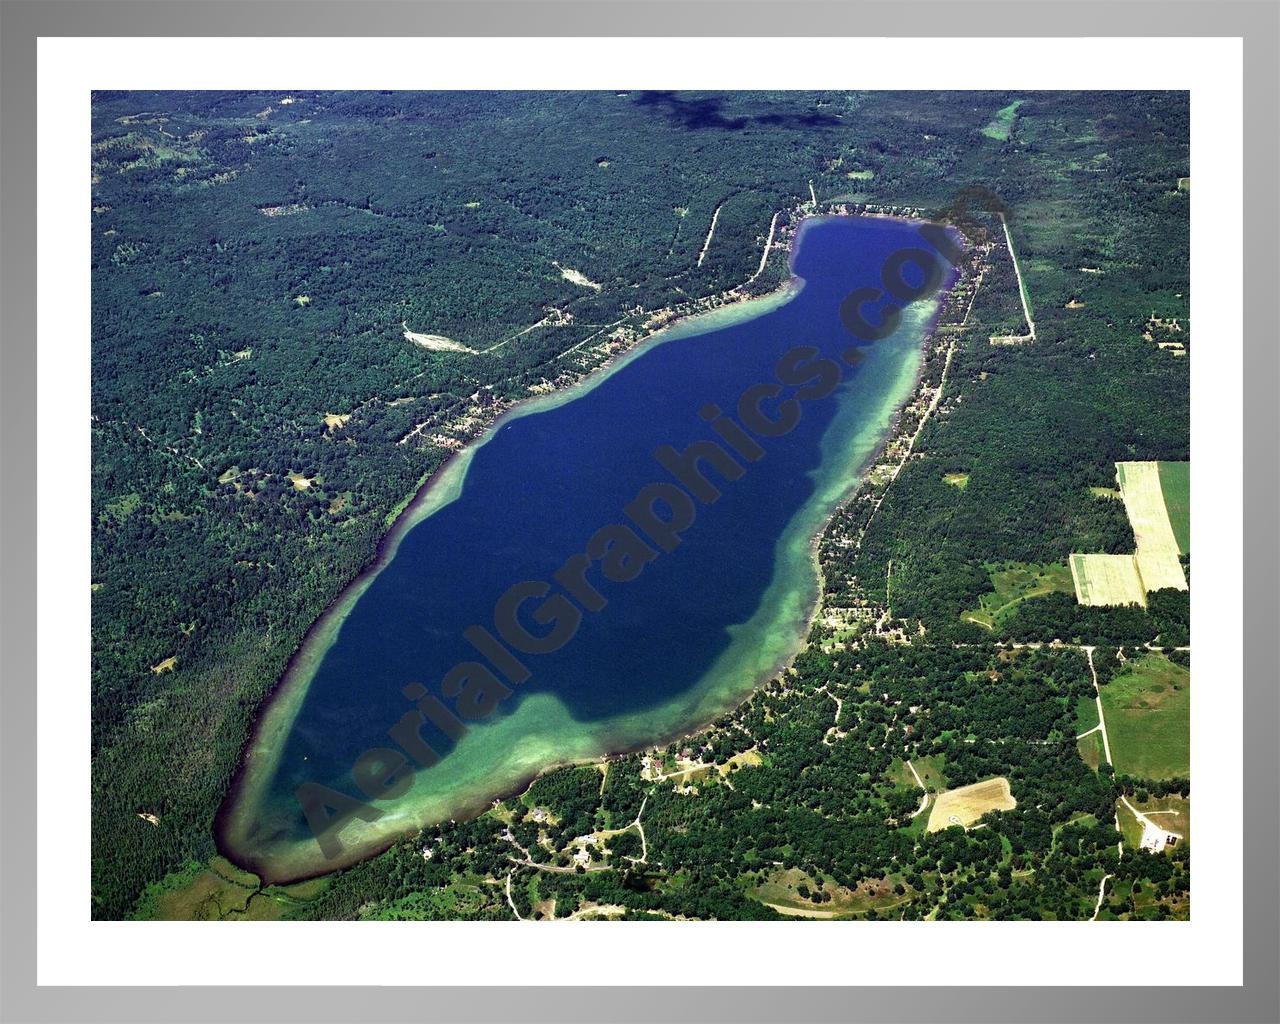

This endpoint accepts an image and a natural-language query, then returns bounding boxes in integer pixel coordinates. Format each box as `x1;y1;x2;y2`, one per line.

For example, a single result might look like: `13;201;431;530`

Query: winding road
1084;646;1115;767
905;759;930;819
1091;873;1112;921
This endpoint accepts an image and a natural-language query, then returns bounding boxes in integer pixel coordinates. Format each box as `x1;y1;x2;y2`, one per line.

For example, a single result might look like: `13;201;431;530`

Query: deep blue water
250;216;954;850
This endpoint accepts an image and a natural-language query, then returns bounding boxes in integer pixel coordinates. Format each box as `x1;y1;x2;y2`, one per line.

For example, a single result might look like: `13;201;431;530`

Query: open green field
886;754;947;792
368;875;495;920
982;100;1023;141
1157;461;1190;555
1077;730;1106;772
130;855;329;921
1074;694;1100;734
746;867;911;919
1099;654;1190;779
962;561;1074;628
909;754;947;791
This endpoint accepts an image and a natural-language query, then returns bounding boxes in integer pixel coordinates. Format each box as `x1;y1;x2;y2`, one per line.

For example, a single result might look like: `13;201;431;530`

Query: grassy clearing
1157;461;1190;555
746;867;909;919
912;754;947;791
981;100;1023;141
1074;694;1100;734
1070;553;1146;608
717;748;763;779
1077;729;1106;771
1115;798;1186;858
962;562;1074;628
927;777;1016;832
943;471;970;489
1115;799;1146;849
131;852;330;921
103;492;142;522
369;875;494;920
1118;794;1191;849
1099;653;1189;779
886;754;946;792
134;858;258;920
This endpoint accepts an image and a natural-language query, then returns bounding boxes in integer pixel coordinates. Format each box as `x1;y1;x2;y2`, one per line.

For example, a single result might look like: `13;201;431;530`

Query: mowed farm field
926;777;1017;832
1070;553;1145;607
1117;461;1187;593
1070;461;1189;606
1098;653;1190;779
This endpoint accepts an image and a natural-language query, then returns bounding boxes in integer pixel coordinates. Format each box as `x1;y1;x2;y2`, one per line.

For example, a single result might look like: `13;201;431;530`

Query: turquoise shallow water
218;215;956;882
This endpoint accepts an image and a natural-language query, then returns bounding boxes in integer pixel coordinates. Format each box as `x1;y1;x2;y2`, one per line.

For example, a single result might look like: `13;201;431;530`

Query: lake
217;214;956;883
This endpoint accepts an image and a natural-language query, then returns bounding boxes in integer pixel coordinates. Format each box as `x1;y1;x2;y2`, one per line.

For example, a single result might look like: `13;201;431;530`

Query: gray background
1;1;1276;1022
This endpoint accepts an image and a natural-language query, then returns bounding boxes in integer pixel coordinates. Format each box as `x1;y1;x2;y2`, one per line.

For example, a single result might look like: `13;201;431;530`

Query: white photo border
37;35;1242;987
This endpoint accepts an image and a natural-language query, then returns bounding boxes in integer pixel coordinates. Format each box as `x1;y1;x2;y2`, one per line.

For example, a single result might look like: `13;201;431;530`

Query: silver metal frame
1;2;1275;1021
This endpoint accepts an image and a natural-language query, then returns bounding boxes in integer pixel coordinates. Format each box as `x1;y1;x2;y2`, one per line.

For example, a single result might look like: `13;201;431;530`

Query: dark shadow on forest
632;91;842;131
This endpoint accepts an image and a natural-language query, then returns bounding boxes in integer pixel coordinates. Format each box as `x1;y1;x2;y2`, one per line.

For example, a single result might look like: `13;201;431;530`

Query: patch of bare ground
927;777;1016;832
402;324;477;354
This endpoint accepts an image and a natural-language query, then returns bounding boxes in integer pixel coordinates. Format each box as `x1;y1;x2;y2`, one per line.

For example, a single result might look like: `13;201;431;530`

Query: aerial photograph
91;89;1190;922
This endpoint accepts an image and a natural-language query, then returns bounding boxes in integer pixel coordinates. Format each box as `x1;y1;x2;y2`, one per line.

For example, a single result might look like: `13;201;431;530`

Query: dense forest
91;90;1189;920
